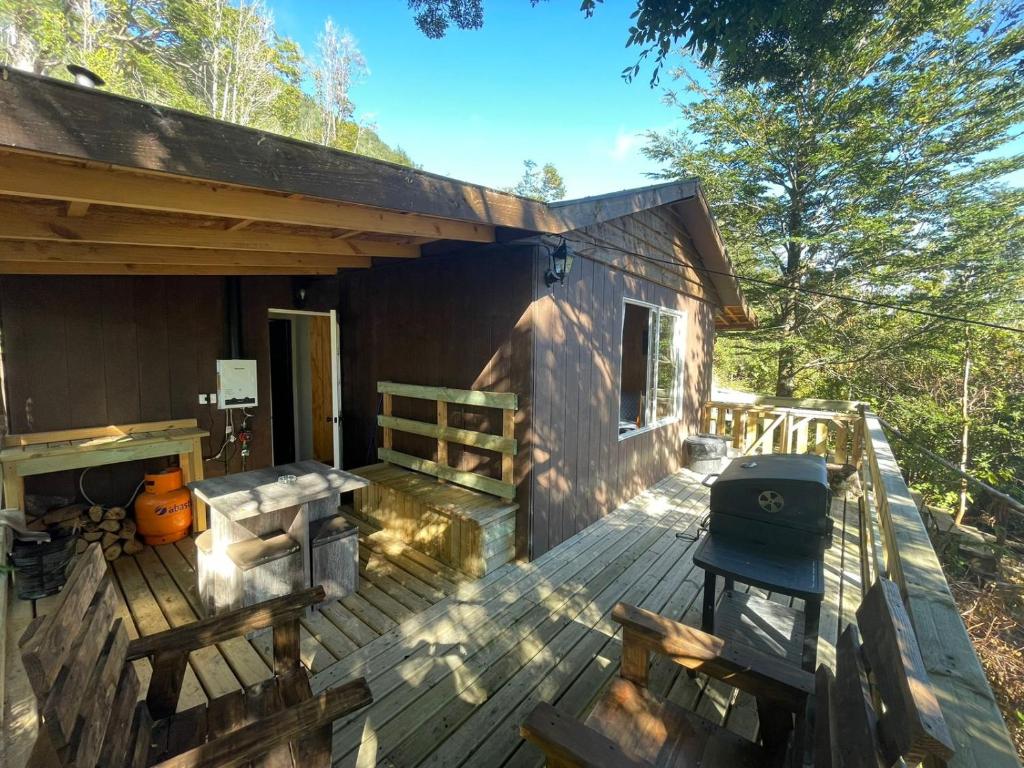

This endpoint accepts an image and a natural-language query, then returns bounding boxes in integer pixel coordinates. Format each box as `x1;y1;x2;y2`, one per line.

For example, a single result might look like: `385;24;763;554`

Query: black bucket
10;531;77;600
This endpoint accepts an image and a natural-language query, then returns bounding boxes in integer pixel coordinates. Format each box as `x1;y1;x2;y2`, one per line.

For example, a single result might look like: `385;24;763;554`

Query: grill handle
701;473;720;488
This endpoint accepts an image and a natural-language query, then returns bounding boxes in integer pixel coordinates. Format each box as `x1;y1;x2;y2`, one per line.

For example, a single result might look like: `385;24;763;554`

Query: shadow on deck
308;469;862;767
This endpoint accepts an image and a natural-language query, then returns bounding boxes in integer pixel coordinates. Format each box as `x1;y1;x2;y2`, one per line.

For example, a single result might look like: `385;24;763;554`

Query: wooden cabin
1;68;1017;768
0;67;753;562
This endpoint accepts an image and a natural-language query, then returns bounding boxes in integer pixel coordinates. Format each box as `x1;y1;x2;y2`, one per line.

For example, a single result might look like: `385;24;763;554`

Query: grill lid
709;454;831;535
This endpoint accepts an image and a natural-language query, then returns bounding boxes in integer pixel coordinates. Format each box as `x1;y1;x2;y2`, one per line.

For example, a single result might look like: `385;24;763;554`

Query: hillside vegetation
0;0;414;166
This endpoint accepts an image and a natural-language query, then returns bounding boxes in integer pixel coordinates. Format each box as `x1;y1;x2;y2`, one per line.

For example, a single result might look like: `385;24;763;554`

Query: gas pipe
134;467;193;545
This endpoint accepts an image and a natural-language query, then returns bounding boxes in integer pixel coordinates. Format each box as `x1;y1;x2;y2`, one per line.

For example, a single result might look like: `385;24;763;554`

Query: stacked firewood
29;503;144;560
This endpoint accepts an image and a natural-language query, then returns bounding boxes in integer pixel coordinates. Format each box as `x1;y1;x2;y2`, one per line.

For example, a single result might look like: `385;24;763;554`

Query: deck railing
705;394;1021;768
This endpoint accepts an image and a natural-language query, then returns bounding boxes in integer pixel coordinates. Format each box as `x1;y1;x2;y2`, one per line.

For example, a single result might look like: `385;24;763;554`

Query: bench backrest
20;543;143;767
815;579;955;767
376;381;518;500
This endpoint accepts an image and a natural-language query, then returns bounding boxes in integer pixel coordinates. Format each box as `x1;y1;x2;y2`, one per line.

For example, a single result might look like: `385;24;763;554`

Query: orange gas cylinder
134;467;193;545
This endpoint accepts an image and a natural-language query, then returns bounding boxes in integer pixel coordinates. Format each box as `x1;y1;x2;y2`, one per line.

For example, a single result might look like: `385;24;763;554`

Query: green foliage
646;0;1024;504
0;0;413;166
504;159;567;202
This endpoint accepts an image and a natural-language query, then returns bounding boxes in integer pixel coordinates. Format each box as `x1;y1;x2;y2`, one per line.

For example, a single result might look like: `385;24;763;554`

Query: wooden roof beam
0;241;372;271
0;152;495;243
0;202;420;258
0;262;340;276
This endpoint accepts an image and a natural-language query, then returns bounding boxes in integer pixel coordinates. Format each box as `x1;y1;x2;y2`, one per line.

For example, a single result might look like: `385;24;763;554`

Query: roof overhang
0;65;753;324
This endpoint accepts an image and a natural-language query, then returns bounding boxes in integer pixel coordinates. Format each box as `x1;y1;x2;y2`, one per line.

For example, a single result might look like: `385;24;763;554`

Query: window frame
617;298;687;442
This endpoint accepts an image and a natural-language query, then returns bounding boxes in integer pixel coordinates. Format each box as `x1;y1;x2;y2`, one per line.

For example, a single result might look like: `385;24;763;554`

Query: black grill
708;454;833;556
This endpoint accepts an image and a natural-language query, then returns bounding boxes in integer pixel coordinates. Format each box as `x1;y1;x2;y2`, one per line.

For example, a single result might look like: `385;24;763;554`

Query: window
618;301;685;436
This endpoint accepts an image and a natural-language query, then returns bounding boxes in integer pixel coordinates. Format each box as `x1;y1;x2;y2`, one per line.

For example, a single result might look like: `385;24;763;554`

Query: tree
0;0;413;166
644;0;1024;398
504;160;566;202
406;0;954;86
311;18;366;147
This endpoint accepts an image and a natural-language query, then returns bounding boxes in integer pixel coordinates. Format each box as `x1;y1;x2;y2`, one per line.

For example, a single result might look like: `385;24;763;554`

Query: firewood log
101;531;119;549
104;506;127;520
87;505;104;523
40;503;89;526
75;538;89;555
103;542;122;561
122;538;144;556
99;519;121;532
82;530;103;542
119;519;137;539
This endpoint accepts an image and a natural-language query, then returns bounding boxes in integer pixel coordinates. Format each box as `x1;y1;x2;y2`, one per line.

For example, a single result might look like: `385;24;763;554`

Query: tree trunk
954;334;972;525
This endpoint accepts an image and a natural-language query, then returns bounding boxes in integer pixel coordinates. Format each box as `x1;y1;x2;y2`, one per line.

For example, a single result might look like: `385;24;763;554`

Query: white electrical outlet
198;394;208;405
210;393;217;404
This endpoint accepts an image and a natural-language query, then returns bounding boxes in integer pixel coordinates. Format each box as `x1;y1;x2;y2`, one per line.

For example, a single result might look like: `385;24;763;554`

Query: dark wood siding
0;275;298;505
337;247;535;557
529;208;716;557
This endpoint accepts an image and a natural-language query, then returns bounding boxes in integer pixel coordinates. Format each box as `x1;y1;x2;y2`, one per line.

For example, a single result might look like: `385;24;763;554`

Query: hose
78;466;146;510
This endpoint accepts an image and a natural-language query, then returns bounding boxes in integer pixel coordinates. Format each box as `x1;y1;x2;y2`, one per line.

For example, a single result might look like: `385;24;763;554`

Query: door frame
267;308;342;468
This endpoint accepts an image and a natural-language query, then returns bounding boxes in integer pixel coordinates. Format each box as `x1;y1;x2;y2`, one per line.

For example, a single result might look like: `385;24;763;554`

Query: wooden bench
522;578;955;768
352;382;519;578
20;543;371;767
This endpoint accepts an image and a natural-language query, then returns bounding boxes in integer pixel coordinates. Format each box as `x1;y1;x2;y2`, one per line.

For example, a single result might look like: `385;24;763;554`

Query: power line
557;236;1024;335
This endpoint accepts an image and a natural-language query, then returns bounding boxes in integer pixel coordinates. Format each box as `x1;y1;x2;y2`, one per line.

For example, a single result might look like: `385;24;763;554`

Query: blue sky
267;0;682;198
267;1;1023;197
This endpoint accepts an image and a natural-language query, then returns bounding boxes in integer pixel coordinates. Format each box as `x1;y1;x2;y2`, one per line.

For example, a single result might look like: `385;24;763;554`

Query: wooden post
835;420;849;465
794;418;809;454
850;417;864;468
744;409;760;454
715;406;729;436
146;650;187;719
382;393;393;450
732;408;747;450
619;630;651;687
273;617;302;676
777;412;793;454
437;400;448;480
501;408;515;486
814;421;829;458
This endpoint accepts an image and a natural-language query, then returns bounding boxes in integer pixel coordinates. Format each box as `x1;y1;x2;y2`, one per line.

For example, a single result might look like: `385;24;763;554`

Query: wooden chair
521;579;955;768
19;543;372;768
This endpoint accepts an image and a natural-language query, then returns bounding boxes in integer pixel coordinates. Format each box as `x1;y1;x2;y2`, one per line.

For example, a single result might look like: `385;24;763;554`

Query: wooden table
0;419;210;530
693;533;824;672
189;461;368;614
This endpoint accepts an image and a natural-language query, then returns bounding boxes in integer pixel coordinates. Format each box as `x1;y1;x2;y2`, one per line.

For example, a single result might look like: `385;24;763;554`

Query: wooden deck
2;511;464;766
310;468;862;767
3;468;862;766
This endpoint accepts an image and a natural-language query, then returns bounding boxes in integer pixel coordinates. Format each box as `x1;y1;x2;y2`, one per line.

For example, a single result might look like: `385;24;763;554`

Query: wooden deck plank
333;475;708;767
133;547;243;699
425;483;709;767
321;602;383;647
150;542;272;688
6;470;868;767
341;483;705;766
111;556;207;711
312;474;701;698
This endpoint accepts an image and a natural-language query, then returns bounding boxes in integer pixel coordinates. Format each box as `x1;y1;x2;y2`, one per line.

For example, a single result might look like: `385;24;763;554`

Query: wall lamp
544;241;574;287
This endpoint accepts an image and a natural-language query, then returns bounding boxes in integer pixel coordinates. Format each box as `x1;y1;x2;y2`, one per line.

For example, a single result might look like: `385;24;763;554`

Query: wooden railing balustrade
706;393;1021;768
702;398;862;464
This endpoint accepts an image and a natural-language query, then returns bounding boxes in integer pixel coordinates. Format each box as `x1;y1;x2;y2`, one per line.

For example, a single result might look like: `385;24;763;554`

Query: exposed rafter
0;202;420;258
0;153;496;243
0;241;371;274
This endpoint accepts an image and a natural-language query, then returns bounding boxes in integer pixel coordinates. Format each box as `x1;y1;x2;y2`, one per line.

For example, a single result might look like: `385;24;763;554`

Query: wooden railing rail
376;381;518;500
859;411;1020;767
702;400;861;464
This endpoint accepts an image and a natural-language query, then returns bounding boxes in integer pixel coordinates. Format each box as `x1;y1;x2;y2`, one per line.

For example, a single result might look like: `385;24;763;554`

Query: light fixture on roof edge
544;240;574;287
